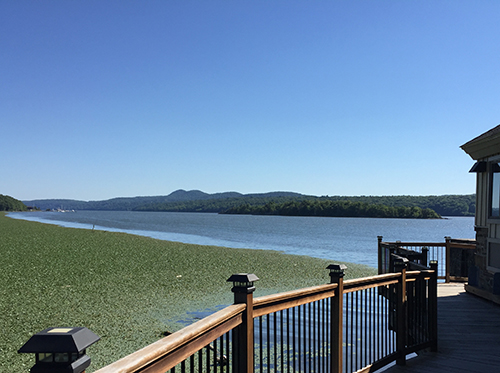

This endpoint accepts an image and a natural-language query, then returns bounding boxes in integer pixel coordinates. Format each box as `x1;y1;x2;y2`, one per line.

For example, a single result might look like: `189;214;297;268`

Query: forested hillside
321;195;475;216
23;191;476;217
23;190;303;211
222;200;441;219
0;195;28;211
135;194;308;213
137;194;475;217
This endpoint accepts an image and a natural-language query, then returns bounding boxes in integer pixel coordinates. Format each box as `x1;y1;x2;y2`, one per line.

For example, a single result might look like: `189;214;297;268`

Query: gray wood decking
382;283;500;373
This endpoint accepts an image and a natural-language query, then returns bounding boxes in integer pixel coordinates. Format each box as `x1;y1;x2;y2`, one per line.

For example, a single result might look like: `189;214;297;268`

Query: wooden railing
94;263;437;373
378;236;476;282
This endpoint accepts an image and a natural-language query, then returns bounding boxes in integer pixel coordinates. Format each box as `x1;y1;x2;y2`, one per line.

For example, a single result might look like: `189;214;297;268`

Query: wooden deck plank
380;283;500;373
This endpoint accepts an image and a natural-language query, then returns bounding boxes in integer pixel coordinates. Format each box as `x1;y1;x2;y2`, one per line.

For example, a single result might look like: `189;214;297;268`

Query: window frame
487;238;500;273
488;156;500;219
487;156;500;272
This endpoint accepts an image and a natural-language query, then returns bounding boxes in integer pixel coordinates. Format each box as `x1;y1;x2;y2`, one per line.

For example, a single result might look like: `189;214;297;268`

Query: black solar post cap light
18;327;100;373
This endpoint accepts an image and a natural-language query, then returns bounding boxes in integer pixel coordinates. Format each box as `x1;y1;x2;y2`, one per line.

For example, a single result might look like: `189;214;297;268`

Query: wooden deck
382;283;500;373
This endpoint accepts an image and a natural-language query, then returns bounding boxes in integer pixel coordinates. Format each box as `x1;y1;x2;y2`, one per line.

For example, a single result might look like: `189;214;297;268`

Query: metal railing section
378;236;476;282
93;304;245;373
93;266;437;373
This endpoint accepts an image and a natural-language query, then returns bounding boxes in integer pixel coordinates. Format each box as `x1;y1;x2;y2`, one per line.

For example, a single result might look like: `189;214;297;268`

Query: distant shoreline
22;190;475;217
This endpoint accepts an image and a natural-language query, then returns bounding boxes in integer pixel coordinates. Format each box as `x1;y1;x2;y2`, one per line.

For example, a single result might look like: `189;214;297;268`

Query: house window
490;163;500;217
489;242;500;269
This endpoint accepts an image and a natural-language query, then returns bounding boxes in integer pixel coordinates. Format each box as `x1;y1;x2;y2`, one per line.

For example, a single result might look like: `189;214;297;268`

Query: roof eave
461;125;500;160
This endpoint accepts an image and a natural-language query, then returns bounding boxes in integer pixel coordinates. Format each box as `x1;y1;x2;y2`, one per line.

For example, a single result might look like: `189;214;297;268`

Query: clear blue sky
1;1;498;201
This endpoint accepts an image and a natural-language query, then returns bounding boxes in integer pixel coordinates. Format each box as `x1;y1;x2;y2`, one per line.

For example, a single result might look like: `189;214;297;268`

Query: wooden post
378;236;383;275
421;247;429;267
445;236;451;283
227;273;259;373
429;261;438;352
328;264;346;373
394;258;408;366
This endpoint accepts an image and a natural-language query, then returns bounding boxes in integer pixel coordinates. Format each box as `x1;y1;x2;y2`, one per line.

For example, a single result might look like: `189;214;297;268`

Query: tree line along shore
19;190;476;217
0;212;375;372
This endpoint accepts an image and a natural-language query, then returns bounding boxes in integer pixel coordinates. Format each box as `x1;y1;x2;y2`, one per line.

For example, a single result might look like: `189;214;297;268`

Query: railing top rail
406;269;434;280
253;283;337;308
449;238;476;243
254;272;405;310
449;243;477;249
407;261;431;271
344;272;400;289
93;303;245;373
381;241;446;247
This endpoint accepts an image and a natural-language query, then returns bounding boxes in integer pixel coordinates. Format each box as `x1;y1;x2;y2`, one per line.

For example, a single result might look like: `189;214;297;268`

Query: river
7;211;475;268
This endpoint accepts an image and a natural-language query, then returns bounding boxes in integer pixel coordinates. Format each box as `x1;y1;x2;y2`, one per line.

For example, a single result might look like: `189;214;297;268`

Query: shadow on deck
382;283;500;373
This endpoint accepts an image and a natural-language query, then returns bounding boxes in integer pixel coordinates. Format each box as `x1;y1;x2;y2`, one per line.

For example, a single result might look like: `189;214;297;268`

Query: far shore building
461;124;500;303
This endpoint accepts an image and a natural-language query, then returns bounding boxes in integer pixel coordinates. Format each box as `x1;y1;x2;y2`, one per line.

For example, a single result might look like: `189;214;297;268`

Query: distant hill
22;190;476;216
22;189;304;211
0;194;28;211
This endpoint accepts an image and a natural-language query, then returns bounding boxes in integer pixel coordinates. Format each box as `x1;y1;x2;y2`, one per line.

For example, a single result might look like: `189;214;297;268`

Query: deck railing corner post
429;261;439;352
394;258;408;366
378;236;383;274
445;236;451;283
421;246;429;267
227;273;258;373
327;264;346;373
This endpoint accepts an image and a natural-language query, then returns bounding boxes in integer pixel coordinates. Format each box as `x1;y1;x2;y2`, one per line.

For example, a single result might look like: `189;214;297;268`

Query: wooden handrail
253;283;337;317
254;283;337;306
93;304;245;373
447;242;476;250
381;242;446;247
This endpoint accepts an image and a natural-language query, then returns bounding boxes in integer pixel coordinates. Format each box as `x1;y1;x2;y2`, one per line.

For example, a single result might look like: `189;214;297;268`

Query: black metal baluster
189;353;194;373
273;313;278;371
293;306;297;372
267;314;271;372
351;292;354;373
227;331;231;373
220;337;224;372
323;298;327;373
366;288;370;366
280;310;284;373
383;289;386;359
304;303;308;373
387;286;390;358
344;292;348;373
369;288;373;365
377;288;381;361
356;291;359;372
307;302;311;373
286;308;290;373
206;342;211;373
259;316;263;373
312;301;315;373
298;305;302;372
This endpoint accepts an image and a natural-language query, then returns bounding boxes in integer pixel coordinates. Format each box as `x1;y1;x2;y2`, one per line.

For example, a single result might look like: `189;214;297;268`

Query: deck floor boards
381;283;500;373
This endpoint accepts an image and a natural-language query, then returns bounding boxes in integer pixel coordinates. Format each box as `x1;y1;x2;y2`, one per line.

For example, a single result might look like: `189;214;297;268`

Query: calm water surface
8;211;475;268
